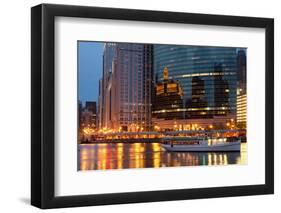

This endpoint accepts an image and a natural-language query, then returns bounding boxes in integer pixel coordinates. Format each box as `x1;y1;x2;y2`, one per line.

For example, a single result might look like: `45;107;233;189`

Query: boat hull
161;141;241;152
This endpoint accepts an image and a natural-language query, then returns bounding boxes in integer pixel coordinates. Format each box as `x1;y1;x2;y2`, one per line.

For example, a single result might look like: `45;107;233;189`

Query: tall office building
143;45;154;130
236;49;247;129
153;45;238;120
237;89;247;129
97;79;103;129
98;43;116;129
100;43;153;132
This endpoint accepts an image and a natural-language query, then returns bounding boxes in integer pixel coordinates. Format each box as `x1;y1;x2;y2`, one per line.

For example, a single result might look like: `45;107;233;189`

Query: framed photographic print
31;3;274;209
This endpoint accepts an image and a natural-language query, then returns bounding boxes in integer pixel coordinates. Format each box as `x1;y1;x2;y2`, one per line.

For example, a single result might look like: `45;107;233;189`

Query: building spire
163;67;169;81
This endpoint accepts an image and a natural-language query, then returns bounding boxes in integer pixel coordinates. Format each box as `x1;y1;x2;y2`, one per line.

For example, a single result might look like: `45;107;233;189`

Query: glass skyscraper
153;45;240;120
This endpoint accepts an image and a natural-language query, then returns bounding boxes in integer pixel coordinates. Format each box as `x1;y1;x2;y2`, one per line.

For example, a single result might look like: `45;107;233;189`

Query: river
78;142;247;171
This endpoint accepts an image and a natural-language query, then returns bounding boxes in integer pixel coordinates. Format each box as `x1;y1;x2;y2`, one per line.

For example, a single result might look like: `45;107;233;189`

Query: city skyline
78;41;247;171
78;41;246;105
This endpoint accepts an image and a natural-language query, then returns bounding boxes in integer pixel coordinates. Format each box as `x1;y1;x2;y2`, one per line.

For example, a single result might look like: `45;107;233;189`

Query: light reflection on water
78;143;247;171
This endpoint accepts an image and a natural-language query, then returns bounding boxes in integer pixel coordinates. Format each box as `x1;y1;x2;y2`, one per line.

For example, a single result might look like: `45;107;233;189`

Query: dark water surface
78;143;247;171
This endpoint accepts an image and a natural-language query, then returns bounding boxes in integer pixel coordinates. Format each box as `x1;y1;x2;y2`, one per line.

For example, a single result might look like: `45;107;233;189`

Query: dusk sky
78;41;103;104
78;42;245;105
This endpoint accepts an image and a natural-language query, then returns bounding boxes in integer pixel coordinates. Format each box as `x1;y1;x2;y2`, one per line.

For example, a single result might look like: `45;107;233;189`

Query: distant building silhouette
78;100;83;131
213;63;230;116
81;101;97;129
186;76;210;119
237;49;247;94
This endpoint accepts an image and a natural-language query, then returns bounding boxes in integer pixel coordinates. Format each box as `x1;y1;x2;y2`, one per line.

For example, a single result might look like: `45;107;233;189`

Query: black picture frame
31;3;274;209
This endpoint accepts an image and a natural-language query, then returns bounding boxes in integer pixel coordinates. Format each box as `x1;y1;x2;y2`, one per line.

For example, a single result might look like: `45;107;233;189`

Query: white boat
161;137;241;152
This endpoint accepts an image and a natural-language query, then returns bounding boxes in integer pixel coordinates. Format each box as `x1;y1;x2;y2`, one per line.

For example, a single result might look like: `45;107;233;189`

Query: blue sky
78;41;103;104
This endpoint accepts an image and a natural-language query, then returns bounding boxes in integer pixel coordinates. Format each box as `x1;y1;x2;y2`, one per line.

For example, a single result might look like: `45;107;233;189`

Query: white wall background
0;0;279;212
